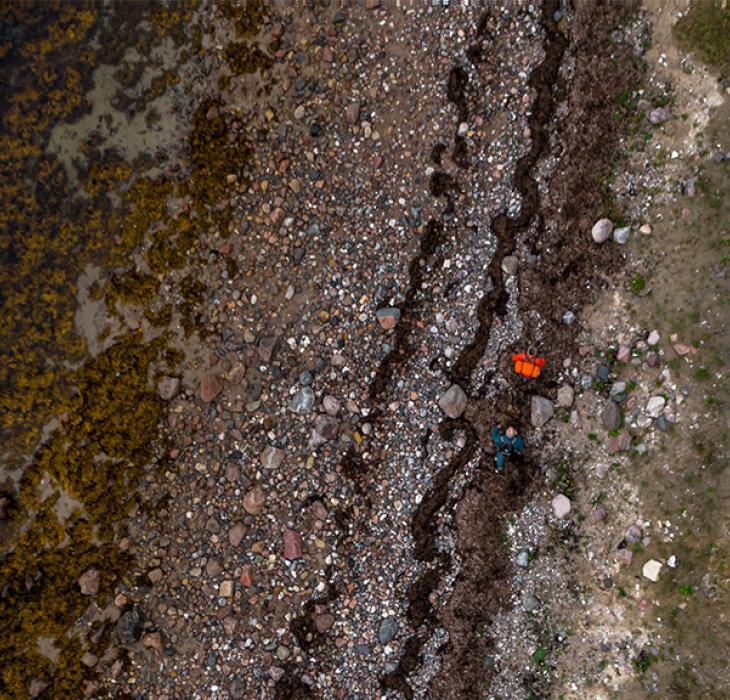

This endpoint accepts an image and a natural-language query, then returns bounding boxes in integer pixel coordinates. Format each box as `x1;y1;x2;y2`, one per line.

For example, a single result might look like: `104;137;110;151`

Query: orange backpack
512;352;546;379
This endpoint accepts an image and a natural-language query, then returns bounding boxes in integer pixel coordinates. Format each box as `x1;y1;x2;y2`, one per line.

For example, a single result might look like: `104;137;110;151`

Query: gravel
80;2;667;699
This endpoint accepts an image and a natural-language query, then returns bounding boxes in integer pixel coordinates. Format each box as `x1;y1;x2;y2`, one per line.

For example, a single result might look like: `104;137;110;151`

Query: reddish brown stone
228;522;246;547
240;564;253;587
78;568;100;595
283;528;303;560
314;612;335;633
199;373;223;402
142;631;162;652
243;486;265;516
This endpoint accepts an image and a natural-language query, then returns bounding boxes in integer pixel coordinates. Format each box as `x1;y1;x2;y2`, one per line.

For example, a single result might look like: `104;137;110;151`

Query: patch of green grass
592;491;608;506
694;367;709;380
674;1;730;73
685;472;700;487
551;462;577;501
679;585;694;597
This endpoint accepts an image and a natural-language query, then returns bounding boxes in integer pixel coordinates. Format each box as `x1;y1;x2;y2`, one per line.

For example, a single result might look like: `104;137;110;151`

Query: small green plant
588;432;599;442
532;647;548;665
694;367;709;380
679;585;694;597
551;462;577;500
591;491;608;506
618;587;628;598
632;650;653;674
630;274;646;294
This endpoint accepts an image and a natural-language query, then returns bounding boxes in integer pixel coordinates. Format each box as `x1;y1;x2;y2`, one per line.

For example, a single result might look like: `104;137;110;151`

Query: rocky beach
1;1;728;699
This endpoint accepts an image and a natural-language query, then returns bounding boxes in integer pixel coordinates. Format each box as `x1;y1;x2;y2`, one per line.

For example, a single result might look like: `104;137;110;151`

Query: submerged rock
78;568;100;595
158;375;180;400
117;606;143;644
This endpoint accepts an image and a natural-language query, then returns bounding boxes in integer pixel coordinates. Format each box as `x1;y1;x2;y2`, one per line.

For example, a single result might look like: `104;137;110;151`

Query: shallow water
0;2;225;695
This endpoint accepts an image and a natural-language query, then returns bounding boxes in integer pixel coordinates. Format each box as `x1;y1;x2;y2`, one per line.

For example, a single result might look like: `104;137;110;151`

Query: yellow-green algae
0;2;100;453
0;0;266;695
3;335;158;697
218;0;266;38
0;0;205;451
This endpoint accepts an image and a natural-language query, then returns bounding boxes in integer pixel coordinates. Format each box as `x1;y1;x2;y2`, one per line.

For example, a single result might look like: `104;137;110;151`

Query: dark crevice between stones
447;65;469;122
289;564;339;654
430;142;447;166
288;450;370;681
430;1;645;696
380;419;479;697
366;218;447;413
382;2;568;697
452;135;470;169
449;0;567;392
273;671;312;700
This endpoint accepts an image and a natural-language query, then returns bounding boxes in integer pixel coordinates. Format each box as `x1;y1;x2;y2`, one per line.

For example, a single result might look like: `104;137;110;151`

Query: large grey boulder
438;384;467;419
530;396;554;428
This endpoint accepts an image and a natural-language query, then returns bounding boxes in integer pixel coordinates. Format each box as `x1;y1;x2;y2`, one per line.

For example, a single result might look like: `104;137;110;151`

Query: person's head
506;426;517;438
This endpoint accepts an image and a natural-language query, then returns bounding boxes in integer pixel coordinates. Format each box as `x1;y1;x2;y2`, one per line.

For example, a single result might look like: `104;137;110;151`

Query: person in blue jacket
490;425;524;472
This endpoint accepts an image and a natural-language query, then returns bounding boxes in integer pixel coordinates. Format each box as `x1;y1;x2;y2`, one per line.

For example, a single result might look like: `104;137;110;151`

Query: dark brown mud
381;2;568;697
366;219;448;411
432;1;643;698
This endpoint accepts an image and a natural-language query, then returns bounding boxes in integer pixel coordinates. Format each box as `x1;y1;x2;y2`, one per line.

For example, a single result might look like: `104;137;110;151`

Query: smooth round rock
591;218;613;243
378;617;399;644
551;493;571;518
